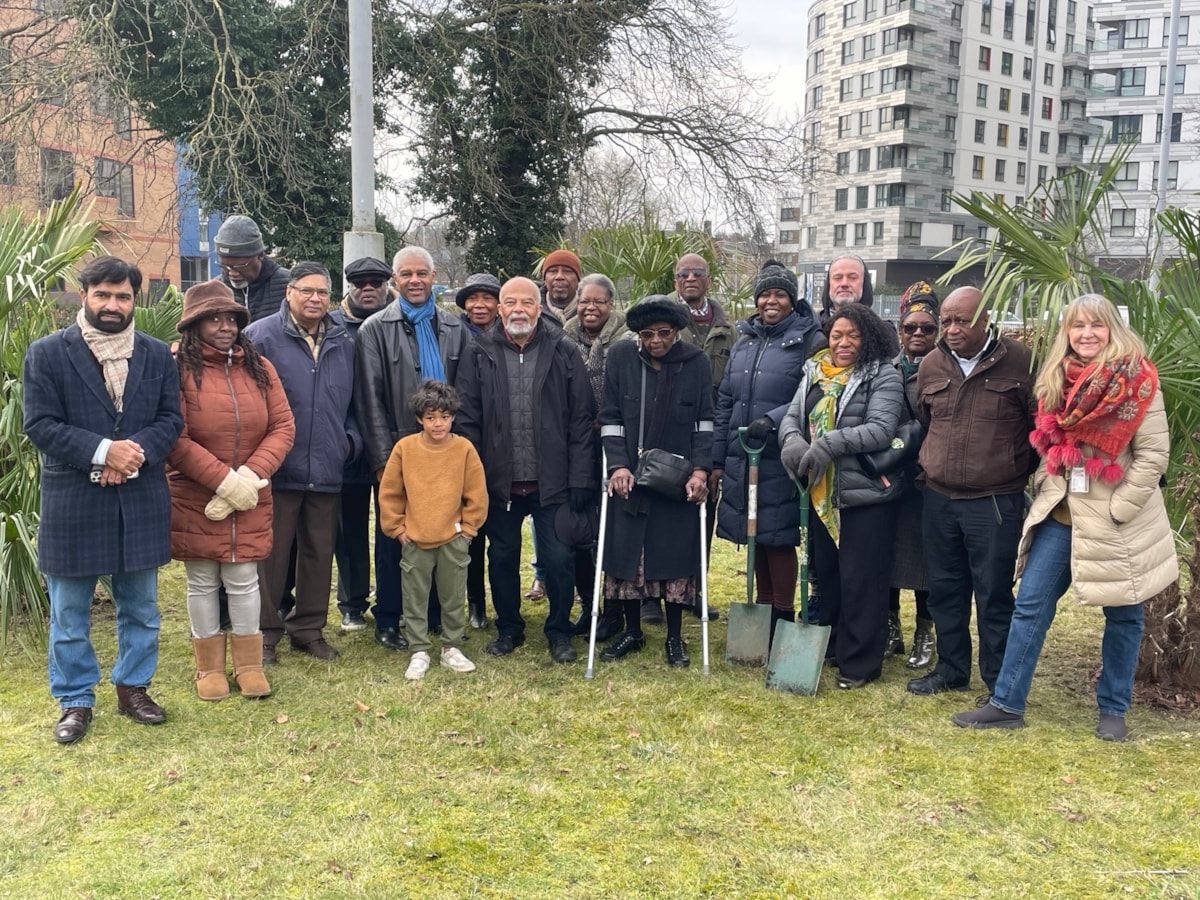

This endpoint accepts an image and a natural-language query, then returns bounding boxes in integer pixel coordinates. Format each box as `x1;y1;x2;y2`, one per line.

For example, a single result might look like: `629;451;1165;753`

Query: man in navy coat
23;256;183;744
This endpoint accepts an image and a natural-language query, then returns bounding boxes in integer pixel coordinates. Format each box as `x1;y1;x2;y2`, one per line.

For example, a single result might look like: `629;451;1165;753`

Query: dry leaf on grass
354;700;370;712
275;714;288;724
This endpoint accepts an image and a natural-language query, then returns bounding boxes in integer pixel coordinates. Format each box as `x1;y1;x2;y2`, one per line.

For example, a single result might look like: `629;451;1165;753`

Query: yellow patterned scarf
807;349;852;545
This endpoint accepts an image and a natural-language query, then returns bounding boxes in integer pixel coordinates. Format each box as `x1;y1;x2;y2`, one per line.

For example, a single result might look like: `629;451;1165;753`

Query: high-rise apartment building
1090;1;1199;273
780;0;1100;287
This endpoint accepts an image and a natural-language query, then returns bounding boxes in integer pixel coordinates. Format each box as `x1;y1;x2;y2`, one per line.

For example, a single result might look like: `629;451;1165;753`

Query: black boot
769;607;795;650
887;612;904;655
907;618;935;669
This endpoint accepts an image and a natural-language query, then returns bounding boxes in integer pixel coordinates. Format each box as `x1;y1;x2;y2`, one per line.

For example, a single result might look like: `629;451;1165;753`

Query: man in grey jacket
353;246;470;652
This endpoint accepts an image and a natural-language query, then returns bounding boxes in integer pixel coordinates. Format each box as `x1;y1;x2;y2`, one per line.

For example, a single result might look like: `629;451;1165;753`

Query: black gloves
745;416;775;443
568;487;593;513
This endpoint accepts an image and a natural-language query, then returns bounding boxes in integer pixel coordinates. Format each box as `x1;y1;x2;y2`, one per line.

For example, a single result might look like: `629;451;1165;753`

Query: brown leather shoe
524;578;546;601
292;637;338;661
53;707;93;744
116;685;166;724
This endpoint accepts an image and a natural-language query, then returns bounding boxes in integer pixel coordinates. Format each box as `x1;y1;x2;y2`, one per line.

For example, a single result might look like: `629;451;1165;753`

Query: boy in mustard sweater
378;382;488;679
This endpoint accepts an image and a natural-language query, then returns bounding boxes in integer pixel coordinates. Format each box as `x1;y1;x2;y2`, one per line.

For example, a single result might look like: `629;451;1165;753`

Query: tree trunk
1135;529;1200;702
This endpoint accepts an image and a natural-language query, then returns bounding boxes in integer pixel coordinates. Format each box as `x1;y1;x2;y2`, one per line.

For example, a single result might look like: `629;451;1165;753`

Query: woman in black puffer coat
712;263;820;639
779;304;905;690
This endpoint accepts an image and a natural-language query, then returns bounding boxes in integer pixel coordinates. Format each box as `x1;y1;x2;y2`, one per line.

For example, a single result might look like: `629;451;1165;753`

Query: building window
1043;62;1054;86
951;3;962;26
40;148;74;205
858;149;871;172
943;151;955;176
838;114;852;138
1153;160;1180;190
979;46;991;71
953;224;965;241
840;78;854;102
1162;16;1190;48
1022;57;1032;80
972;155;985;179
863;34;877;59
1159;65;1186;96
873;221;885;244
1025;0;1036;43
1020;92;1030;115
949;41;960;64
1110;209;1136;238
947;77;958;101
1039;131;1050;153
809;50;825;76
835;188;849;211
843;40;856;64
1117;67;1146;97
814;13;826;37
1041;97;1053;120
864;0;879;20
1004;6;1015;39
837;152;850;175
95;157;135;216
1156;112;1183;143
779;230;799;245
1109;115;1143;142
780;206;800;221
999;88;1011;112
997;123;1009;147
1066;0;1076;25
974;119;986;143
1058;133;1069;154
1016;162;1027;184
181;257;208;291
903;221;922;241
1112;162;1140;190
976;83;988;107
1037;164;1048;185
856;186;870;209
995;159;1006;182
877;144;908;169
1117;19;1150;49
860;71;876;95
854;223;868;246
941;189;953;212
807;192;818;213
803;226;817;249
944;114;957;137
884;27;899;55
843;1;858;26
1019;127;1028;149
859;110;873;134
810;85;824;110
834;224;847;247
980;4;992;33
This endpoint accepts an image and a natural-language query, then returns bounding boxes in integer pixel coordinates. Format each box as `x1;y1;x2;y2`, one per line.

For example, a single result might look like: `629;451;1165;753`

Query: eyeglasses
675;268;709;279
291;286;332;299
219;260;257;273
638;327;677;342
577;298;612;307
350;278;386;289
901;323;937;335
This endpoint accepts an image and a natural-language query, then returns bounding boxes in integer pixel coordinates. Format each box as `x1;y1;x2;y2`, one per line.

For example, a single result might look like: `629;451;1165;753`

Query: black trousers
810;501;899;681
921;488;1024;690
335;482;374;615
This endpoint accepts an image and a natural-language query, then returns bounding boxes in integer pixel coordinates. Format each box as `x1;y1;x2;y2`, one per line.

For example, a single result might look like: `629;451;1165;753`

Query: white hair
392;246;435;271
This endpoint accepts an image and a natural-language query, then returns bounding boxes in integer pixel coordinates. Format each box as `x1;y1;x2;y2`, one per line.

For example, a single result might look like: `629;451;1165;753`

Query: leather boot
230;632;273;698
906;618;935;669
887;612;904;655
191;634;230;701
769;607;795;649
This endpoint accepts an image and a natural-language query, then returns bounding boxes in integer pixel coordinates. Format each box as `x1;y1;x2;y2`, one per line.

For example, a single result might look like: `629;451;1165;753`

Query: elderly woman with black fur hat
711;261;820;643
597;296;714;667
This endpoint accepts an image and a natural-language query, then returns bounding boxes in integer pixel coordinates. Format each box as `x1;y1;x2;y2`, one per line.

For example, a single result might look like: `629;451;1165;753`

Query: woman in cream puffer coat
952;294;1177;741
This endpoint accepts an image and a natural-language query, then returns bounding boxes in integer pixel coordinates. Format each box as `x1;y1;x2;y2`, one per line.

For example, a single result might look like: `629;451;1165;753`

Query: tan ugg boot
230;632;272;698
192;634;230;701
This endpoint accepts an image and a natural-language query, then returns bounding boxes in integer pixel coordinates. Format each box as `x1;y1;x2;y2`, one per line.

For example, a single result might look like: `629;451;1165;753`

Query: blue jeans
47;569;161;709
991;519;1144;717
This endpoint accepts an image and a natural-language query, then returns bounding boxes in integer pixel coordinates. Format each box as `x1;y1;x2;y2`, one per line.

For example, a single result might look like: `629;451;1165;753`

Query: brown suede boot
230;632;272;698
192;634;230;701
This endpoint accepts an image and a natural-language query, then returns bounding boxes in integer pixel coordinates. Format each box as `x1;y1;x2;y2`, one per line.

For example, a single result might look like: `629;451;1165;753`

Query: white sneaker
440;646;477;673
405;651;430;680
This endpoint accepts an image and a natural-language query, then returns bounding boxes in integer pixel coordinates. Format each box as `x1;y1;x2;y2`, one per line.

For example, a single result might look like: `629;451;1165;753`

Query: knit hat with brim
626;295;691;333
178;279;249;331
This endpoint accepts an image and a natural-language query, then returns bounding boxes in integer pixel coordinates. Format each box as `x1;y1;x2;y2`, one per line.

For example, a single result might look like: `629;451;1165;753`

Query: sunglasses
350;278;387;289
901;323;937;335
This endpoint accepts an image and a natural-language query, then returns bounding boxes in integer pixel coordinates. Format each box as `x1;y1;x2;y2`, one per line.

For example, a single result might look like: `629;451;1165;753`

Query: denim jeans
47;568;161;709
991;518;1145;717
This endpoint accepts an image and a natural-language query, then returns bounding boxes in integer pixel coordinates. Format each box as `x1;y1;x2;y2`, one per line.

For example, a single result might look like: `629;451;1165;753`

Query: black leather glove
568;487;592;513
745;416;774;443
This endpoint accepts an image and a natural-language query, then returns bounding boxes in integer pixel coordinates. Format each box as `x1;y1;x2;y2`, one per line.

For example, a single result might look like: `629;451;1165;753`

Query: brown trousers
259;490;340;646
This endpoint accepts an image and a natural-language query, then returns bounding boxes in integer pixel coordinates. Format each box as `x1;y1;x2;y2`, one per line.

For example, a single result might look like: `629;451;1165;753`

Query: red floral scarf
1030;355;1157;484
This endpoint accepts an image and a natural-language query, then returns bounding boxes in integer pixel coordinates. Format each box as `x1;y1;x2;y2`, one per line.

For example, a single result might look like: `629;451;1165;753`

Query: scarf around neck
807;349;853;545
1030;355;1157;484
401;296;445;383
77;308;135;412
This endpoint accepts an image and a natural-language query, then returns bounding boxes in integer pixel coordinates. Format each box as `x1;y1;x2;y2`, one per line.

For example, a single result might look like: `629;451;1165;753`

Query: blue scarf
401;296;445;382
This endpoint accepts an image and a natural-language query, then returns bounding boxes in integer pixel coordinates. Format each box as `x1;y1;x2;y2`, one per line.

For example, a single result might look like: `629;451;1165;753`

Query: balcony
889;0;951;34
1060;115;1105;137
1062;49;1088;70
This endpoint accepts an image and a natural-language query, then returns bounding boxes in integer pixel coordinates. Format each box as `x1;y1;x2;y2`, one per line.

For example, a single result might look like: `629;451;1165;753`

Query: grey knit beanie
214;215;266;256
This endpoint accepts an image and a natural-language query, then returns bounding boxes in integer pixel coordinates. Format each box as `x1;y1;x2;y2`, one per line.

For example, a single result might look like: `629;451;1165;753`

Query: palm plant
1;188;105;655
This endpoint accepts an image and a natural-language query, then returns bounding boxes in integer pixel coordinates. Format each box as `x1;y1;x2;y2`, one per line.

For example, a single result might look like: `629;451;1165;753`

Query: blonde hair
1035;294;1146;409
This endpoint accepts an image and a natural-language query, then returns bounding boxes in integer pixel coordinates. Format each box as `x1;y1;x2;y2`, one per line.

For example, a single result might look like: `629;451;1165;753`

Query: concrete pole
344;0;385;285
1149;0;1182;292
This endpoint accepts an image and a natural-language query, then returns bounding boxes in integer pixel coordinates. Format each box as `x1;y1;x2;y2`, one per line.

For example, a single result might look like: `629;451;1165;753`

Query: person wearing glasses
711;262;820;644
456;276;597;664
330;258;398;634
354;247;470;654
214;214;290;323
906;286;1036;699
244;262;362;664
886;282;940;670
598;297;714;667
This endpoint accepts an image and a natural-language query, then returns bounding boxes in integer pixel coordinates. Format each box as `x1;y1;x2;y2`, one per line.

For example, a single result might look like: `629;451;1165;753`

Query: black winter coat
222;257;290;324
713;309;820;547
599;339;714;582
455;320;596;507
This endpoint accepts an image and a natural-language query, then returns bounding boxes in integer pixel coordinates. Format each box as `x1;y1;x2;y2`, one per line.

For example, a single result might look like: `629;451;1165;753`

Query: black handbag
631;367;691;499
858;389;924;479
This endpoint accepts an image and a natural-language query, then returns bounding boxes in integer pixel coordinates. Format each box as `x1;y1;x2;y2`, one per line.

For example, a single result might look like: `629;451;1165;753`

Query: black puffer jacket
779;356;905;508
455;318;596;507
222;257;290;324
713;308;820;546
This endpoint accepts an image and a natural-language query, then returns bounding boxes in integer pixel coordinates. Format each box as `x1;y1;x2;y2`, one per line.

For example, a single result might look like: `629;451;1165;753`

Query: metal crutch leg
584;453;610;681
699;498;711;676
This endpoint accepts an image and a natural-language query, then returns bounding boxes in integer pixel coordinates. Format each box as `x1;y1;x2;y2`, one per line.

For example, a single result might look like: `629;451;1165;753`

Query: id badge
1069;465;1090;494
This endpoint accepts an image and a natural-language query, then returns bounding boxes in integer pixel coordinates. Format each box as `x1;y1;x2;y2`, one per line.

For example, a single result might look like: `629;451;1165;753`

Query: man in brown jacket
907;287;1036;697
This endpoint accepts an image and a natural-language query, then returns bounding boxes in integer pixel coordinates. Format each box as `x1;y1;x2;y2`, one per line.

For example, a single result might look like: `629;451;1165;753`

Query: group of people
25;213;1175;747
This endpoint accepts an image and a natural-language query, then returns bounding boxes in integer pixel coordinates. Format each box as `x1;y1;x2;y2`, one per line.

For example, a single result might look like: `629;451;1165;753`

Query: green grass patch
1;535;1197;898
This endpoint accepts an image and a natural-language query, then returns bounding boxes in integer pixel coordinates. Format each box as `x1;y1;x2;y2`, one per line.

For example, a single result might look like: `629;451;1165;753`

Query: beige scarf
76;308;135;412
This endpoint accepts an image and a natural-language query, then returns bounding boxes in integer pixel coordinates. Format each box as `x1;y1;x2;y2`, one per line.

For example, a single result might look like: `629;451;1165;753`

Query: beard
506;318;535;338
84;305;134;334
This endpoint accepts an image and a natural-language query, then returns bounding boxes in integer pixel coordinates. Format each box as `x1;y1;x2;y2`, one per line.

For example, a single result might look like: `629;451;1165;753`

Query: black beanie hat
626;295;692;333
753;261;798;305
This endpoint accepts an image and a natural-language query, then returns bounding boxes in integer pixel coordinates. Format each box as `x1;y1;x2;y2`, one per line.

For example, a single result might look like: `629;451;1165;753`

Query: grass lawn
1;533;1197;899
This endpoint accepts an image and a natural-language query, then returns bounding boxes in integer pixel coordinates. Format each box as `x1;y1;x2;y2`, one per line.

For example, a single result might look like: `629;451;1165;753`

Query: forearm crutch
584;451;609;681
699;498;711;676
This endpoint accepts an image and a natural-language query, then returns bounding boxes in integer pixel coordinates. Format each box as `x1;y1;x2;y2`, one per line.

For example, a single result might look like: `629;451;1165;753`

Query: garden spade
724;427;773;666
765;481;831;695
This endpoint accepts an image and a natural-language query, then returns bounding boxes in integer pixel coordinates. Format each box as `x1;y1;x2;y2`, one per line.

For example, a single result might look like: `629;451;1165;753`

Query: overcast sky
727;0;810;116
